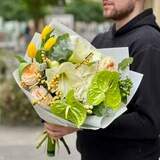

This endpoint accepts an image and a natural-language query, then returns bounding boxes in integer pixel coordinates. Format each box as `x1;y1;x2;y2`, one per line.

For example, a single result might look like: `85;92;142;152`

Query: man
45;0;160;159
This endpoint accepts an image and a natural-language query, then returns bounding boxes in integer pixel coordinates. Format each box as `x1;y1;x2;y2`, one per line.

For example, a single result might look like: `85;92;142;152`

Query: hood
112;8;160;37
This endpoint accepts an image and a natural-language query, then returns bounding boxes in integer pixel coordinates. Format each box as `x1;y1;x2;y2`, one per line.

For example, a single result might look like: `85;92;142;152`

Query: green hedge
0;49;41;126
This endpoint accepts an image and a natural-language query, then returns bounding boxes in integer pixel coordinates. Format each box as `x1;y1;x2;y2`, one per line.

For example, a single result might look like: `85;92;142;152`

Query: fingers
44;123;65;132
44;123;79;140
44;123;65;140
47;129;63;140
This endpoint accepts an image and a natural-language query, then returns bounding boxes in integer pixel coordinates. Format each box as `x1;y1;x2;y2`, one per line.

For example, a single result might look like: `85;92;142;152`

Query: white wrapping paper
13;20;143;130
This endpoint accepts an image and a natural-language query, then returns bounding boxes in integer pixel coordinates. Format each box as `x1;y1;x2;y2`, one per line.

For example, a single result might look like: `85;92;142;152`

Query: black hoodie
77;9;160;160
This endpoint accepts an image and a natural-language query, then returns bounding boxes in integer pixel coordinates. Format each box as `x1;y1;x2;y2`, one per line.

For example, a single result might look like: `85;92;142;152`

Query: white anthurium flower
58;62;82;97
69;37;94;64
46;67;59;83
46;62;82;97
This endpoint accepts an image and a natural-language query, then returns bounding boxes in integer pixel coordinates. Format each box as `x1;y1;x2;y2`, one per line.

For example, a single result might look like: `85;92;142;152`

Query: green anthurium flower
87;70;122;109
50;90;87;127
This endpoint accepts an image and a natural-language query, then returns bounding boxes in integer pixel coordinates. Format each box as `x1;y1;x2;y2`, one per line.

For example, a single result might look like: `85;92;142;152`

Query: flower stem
36;131;47;149
47;136;56;157
60;137;71;154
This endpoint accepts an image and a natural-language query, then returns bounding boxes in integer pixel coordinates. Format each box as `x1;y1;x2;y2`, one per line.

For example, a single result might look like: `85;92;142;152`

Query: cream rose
98;57;118;72
31;85;53;107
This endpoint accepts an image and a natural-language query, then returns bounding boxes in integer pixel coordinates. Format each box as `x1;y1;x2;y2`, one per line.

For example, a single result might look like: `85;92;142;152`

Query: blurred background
0;0;159;160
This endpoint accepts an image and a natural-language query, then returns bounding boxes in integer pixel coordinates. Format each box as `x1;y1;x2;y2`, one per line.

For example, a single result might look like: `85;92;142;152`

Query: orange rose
21;63;40;88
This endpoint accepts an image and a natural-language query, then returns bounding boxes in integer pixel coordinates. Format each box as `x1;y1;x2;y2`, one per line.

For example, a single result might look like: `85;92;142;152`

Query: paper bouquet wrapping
13;20;143;157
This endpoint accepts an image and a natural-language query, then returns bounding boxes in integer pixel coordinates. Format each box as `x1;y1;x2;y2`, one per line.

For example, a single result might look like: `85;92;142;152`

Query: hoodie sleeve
104;46;160;139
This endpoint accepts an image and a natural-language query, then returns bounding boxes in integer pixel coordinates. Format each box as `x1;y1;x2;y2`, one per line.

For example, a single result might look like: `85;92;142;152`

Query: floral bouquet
13;20;143;157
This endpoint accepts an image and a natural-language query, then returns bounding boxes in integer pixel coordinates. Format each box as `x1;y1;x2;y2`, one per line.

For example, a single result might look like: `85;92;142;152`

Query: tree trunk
34;19;40;32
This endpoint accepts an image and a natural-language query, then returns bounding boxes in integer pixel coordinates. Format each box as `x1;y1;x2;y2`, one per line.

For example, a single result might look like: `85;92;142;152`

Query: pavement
0;126;81;160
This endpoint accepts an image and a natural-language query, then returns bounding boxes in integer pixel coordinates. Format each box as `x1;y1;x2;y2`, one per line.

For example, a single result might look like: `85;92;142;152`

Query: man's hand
44;123;79;140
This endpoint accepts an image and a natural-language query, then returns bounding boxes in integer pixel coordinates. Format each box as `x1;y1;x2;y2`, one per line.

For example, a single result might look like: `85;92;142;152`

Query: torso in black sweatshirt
76;9;160;160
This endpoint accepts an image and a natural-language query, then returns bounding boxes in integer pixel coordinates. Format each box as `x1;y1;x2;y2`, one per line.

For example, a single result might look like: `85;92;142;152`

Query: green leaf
15;55;26;63
87;70;122;109
119;77;133;104
92;103;107;117
18;63;29;78
57;33;70;42
51;90;87;127
50;34;72;63
118;57;133;71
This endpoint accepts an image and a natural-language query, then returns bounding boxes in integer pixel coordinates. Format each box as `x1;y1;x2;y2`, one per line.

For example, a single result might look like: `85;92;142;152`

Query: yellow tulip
41;25;53;40
44;37;57;51
27;42;37;58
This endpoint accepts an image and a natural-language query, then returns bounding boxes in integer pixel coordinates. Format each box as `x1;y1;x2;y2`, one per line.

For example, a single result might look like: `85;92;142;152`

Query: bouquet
13;20;143;157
